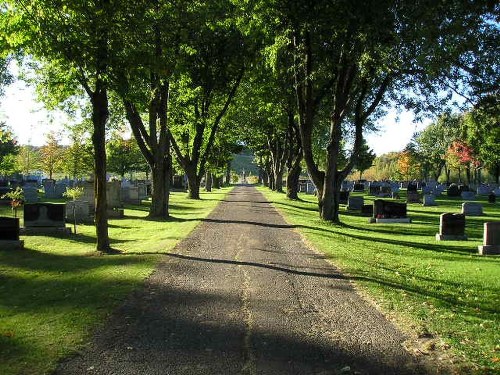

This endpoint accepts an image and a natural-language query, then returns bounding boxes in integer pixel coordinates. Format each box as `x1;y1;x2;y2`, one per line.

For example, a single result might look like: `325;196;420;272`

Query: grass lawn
0;187;231;375
259;187;499;374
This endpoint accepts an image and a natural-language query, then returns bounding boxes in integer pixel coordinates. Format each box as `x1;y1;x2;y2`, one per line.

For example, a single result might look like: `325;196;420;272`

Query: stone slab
21;227;71;235
370;218;412;224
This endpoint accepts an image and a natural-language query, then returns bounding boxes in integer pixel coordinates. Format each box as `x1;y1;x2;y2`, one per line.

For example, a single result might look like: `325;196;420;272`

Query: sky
0;77;432;156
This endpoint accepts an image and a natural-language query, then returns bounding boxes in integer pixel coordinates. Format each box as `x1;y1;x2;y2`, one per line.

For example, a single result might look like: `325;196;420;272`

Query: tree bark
91;86;110;252
185;164;200;199
205;172;212;192
286;163;301;200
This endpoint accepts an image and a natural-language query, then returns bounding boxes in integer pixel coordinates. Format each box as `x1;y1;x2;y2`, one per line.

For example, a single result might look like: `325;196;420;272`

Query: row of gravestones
346;199;499;256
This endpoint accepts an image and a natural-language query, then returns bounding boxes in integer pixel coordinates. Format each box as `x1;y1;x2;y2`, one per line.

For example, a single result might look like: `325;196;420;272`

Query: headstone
353;183;365;192
493;188;500;197
379;186;392;197
488;193;496;204
458;185;470;194
172;175;185;190
339;191;349;205
435;213;467;241
390;183;400;193
423;194;437;206
66;200;92;223
407;183;418;192
478;222;500;255
477;185;492;195
371;199;411;223
54;182;68;198
23;203;70;234
0;217;24;249
447;183;460;197
461;202;483;216
42;179;56;199
137;183;148;200
347;196;363;210
106;181;122;208
461;191;476;200
81;182;95;210
406;191;421;204
400;181;409;189
369;185;379;195
123;186;140;204
361;204;373;216
422;186;433;195
23;186;39;203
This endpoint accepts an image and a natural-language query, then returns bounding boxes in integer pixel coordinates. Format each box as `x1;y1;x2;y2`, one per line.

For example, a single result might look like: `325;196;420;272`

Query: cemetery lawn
0;187;231;375
259;187;500;374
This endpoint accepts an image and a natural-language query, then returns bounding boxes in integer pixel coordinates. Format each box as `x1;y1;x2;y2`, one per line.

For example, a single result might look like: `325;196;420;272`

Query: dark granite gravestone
406;191;421;203
436;213;467;241
347;196;364;210
407;183;418;192
361;204;373;216
447;183;460;197
339;191;349;205
23;203;70;234
369;185;379;195
478;222;500;255
0;217;24;248
458;185;470;194
488;193;496;204
379;186;392;197
373;199;407;219
353;183;365;192
462;202;483;216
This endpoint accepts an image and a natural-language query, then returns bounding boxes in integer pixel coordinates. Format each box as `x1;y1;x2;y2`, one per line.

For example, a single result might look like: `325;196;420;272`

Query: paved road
55;185;430;375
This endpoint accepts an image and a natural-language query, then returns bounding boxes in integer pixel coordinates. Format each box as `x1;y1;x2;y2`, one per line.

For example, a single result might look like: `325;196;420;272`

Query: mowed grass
0;187;231;375
259;187;499;374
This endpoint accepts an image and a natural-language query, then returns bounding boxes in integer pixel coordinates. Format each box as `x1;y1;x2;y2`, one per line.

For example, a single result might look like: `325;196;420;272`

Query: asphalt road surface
55;185;432;375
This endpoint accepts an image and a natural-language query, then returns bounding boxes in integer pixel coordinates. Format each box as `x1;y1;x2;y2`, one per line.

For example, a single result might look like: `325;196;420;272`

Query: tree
107;135;147;179
169;2;247;199
7;0;132;251
248;0;498;222
397;149;420;182
353;140;375;180
445;140;479;184
39;131;63;179
0;122;19;177
16;145;39;176
61;123;93;181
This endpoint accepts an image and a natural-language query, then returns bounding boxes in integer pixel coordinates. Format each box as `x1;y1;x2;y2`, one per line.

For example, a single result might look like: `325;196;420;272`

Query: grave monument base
107;208;125;219
21;227;71;235
435;234;467;241
369;218;412;224
478;245;500;255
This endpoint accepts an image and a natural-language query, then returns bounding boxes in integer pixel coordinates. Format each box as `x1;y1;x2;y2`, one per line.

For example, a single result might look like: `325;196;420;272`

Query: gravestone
361;204;373;216
477;185;492;195
447;183;460;197
107;181;122;208
137;182;148;200
23;203;70;234
493;188;500;197
371;199;411;223
339;191;349;205
478;222;500;255
66;200;92;223
422;186;433;195
0;217;24;249
488;193;496;204
407;183;418;192
461;202;483;216
461;191;476;200
42;179;56;199
353;183;365;192
122;186;140;205
369;184;379;195
54;182;68;198
458;185;470;194
81;182;95;210
172;175;185;190
423;194;437;206
379;186;392;197
400;181;409;189
347;196;363;210
406;191;421;203
23;186;39;203
435;213;467;241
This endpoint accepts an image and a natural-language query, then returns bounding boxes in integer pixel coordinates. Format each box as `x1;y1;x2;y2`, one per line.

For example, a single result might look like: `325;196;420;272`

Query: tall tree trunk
213;174;221;189
149;149;170;218
225;162;231;186
186;165;200;199
91;87;110;252
286;163;301;200
205;172;212;192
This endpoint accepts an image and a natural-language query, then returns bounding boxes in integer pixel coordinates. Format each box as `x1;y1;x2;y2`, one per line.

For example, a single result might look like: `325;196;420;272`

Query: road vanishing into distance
55;185;433;375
